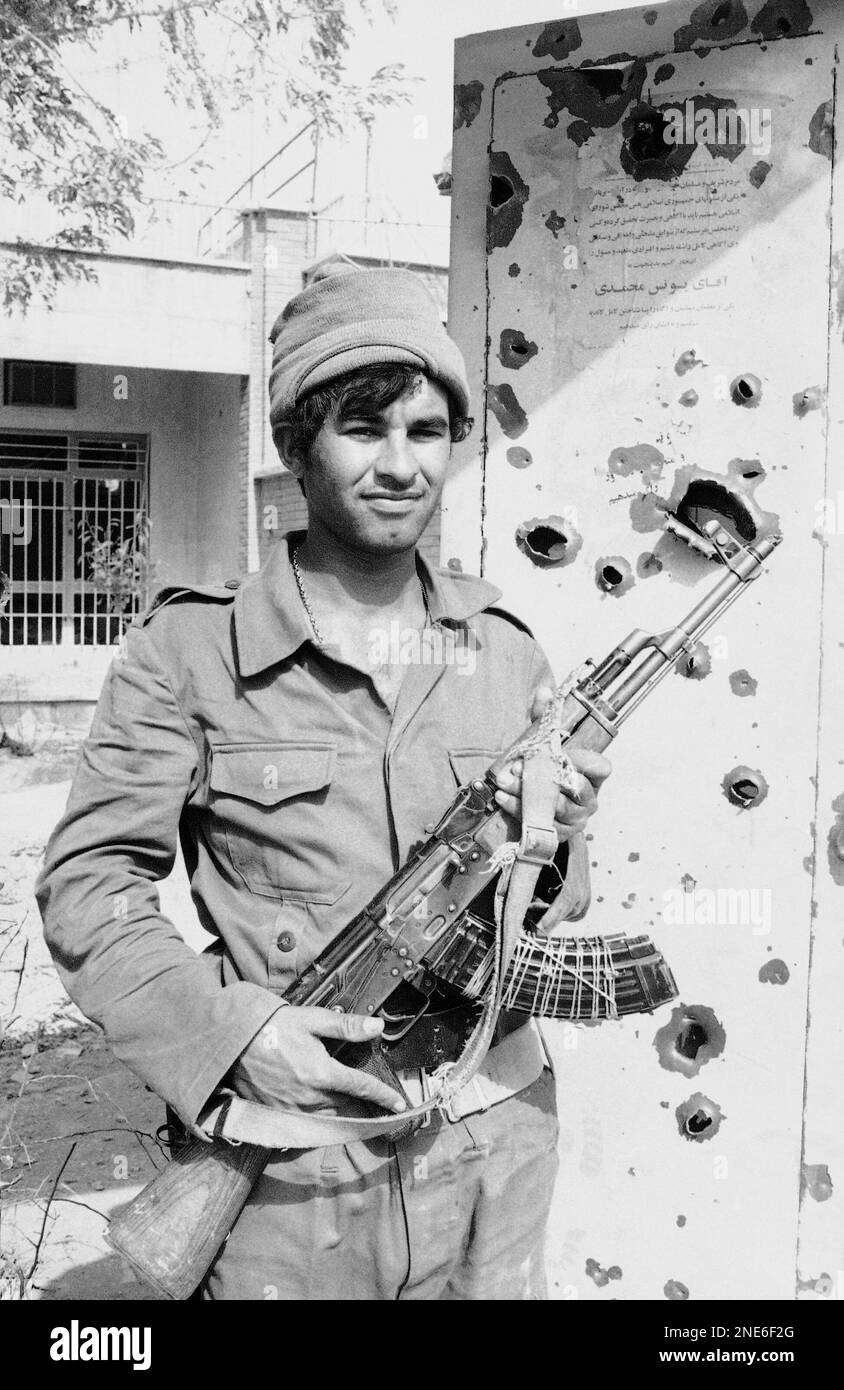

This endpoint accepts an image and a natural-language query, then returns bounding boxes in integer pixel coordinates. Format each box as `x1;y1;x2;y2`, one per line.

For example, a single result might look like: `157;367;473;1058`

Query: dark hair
275;362;473;461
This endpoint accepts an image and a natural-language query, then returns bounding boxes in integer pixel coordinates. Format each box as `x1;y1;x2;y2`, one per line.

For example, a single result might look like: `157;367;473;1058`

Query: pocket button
276;930;296;952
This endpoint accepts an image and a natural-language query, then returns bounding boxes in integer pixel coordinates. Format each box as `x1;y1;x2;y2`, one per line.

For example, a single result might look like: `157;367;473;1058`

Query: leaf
1;0;412;315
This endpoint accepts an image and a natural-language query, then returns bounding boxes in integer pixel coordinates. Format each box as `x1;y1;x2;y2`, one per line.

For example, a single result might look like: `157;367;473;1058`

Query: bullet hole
793;386;824;417
487;382;528;438
679;389;699;407
759;958;790;985
808;100;833;161
489;176;514;208
636;550;663;579
516;515;583;569
538;60;647;137
681;873;696;893
826;794;844;886
487;151;530;250
749;160;772;188
654;63;675;85
506;446;532;469
802;1162;834;1203
567;119;594;147
532;18;583;60
677;1021;707;1059
446;557;463;572
628;851;640;862
664;1279;690;1301
729;669;757;697
675;0;749;50
655;1004;726;1077
675;478;757;543
585;1257;622;1287
713;1;738;24
453;80;484;131
676;1093;724;1142
508;262;521;277
675;641;711;680
675;349;704;375
498;329;538;371
676;1215;687;1228
730;373;762;407
723;765;769;809
617;102;670;165
739;464;764;480
643;8;658;22
608;442;666;482
595;556;634;595
545;209;567;239
751;1;814;44
796;1271;834;1296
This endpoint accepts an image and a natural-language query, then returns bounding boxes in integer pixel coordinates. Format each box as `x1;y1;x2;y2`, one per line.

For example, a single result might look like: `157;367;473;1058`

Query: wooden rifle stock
107;1136;267;1300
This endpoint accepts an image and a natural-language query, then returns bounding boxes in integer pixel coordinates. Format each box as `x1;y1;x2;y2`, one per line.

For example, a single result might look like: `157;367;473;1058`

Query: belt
395;1017;548;1122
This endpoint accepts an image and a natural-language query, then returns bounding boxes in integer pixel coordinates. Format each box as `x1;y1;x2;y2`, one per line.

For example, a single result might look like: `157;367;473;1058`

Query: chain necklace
291;544;432;651
291;546;326;646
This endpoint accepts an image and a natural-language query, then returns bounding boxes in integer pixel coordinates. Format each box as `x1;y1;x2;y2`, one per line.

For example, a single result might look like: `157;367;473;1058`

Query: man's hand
229;1006;407;1115
492;685;612;841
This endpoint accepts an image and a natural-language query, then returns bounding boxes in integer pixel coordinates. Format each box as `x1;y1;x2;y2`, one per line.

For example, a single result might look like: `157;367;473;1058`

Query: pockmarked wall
446;0;842;1301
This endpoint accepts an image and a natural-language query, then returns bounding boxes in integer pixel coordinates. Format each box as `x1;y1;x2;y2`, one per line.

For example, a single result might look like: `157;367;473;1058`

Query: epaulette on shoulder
485;604;534;638
142;579;240;625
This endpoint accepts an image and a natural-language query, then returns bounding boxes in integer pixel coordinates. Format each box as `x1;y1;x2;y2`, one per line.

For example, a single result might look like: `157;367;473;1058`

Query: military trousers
202;1066;559;1301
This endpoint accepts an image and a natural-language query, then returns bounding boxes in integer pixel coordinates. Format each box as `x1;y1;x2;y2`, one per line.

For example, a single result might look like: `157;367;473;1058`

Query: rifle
107;521;780;1298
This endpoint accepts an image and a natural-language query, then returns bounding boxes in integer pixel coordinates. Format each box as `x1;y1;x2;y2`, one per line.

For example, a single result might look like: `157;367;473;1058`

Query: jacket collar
234;531;502;678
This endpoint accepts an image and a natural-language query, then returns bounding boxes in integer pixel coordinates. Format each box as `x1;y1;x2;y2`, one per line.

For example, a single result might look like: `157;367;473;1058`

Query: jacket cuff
174;984;290;1133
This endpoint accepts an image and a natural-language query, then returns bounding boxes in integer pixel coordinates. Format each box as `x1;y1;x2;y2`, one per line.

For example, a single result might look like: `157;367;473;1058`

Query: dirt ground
0;742;189;1301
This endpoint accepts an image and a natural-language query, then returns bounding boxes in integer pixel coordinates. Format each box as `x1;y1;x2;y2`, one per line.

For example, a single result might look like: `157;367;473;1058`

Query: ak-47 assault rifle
107;520;780;1299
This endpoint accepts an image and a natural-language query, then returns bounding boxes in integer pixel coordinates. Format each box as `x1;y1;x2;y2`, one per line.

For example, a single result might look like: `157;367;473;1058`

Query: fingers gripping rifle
107;522;781;1298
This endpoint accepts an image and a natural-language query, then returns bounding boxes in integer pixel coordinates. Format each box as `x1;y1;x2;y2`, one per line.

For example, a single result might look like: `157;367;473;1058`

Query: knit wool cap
267;265;470;428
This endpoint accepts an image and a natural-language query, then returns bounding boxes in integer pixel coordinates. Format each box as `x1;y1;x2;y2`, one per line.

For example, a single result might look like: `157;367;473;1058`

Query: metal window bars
0;431;150;647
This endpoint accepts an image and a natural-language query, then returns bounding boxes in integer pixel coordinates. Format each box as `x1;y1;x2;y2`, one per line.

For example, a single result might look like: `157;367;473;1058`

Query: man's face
291;375;452;555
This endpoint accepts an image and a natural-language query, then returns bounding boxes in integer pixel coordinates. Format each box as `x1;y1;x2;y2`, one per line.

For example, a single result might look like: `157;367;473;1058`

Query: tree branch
26;1142;77;1285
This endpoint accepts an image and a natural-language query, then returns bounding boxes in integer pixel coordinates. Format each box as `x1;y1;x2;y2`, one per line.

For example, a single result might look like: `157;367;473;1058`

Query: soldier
37;266;610;1300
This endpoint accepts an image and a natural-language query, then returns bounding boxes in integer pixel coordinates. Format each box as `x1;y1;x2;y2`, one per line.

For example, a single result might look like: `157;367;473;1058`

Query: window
3;360;76;409
0;431;150;647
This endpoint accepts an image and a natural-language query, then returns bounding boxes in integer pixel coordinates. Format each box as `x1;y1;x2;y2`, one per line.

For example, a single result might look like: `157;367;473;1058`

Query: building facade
0;213;446;737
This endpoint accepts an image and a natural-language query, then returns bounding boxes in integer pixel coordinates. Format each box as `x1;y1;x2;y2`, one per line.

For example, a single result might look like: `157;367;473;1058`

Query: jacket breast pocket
448;748;502;789
208;741;350;903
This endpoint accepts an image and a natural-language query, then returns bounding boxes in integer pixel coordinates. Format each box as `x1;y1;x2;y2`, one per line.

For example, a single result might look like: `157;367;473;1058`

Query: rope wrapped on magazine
426;914;677;1019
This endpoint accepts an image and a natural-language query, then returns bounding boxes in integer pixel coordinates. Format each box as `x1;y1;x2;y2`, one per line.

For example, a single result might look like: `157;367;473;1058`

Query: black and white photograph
0;0;839;1358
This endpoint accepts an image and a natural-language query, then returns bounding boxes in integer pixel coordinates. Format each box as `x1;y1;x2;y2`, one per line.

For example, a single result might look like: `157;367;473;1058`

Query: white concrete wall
447;0;843;1303
0;250;250;375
